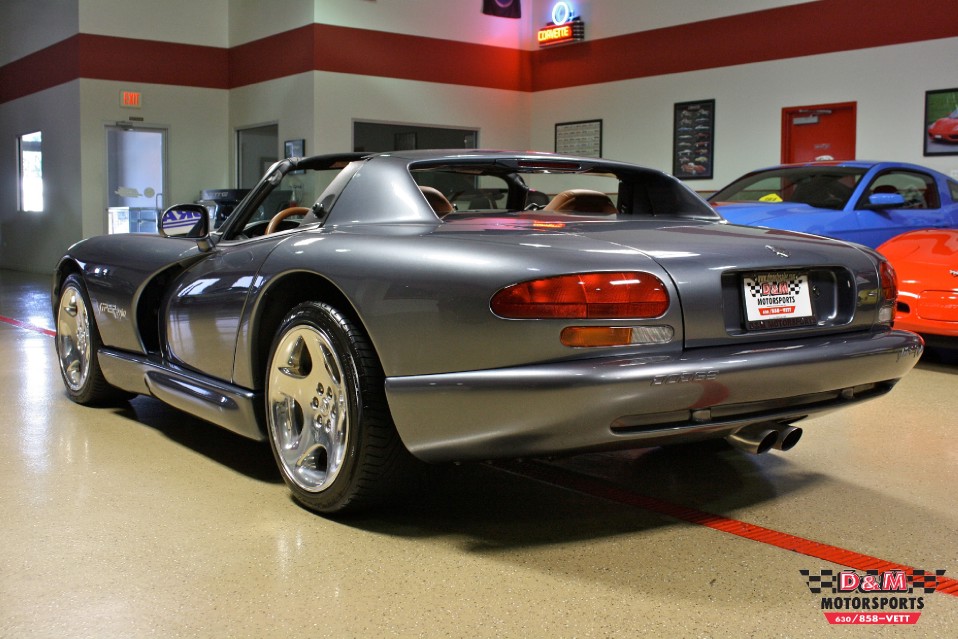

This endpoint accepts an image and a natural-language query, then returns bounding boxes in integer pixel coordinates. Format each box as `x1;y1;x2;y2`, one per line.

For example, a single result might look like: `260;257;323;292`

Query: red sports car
878;229;958;346
928;109;958;143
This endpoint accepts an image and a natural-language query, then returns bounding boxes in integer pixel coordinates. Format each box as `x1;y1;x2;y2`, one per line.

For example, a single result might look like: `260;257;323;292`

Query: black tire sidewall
265;302;375;513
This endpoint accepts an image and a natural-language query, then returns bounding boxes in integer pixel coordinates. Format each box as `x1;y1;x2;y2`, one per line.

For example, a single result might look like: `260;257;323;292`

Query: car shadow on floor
918;347;958;370
104;394;833;552
342;443;821;549
110;395;282;484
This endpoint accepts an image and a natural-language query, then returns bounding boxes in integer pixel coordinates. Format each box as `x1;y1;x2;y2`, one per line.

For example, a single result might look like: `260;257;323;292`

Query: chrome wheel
57;283;92;392
267;325;350;493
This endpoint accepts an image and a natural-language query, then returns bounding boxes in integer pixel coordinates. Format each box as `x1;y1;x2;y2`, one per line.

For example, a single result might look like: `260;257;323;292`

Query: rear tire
55;274;129;404
265;302;411;514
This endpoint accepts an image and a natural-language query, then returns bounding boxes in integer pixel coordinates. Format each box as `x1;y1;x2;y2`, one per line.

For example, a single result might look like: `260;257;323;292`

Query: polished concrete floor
1;268;956;638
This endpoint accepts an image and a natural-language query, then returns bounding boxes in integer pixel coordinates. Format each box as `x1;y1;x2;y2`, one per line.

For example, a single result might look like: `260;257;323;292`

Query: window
18;131;43;212
863;171;938;209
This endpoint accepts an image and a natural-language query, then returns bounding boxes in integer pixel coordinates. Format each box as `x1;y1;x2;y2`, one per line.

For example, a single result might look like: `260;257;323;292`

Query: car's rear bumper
385;329;923;462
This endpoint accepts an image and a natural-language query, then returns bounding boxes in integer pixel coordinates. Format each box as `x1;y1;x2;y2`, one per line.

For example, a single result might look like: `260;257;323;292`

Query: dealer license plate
742;272;815;329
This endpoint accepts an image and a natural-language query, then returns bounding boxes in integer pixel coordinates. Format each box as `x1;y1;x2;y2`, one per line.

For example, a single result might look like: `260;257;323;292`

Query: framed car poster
673;99;714;179
924;88;958;156
555;119;602;158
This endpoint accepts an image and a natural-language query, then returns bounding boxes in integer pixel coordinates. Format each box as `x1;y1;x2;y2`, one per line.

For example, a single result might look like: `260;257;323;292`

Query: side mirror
866;192;906;210
159;204;212;250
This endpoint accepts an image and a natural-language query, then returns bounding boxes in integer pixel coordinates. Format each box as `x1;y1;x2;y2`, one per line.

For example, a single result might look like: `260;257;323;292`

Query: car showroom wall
3;0;958;274
530;36;958;189
0;0;232;273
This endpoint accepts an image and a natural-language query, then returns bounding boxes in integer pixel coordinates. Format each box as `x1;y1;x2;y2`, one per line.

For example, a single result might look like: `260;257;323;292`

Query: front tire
55;274;127;404
265;302;409;514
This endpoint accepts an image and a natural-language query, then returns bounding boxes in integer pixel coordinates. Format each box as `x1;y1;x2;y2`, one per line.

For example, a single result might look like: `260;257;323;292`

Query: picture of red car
928;108;958;143
877;229;958;347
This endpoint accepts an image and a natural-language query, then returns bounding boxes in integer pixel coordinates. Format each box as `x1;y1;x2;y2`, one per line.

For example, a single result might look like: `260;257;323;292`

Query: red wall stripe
229;24;316;88
229;24;530;91
0;36;81;104
3;0;958;104
308;24;531;92
533;0;958;90
78;34;229;89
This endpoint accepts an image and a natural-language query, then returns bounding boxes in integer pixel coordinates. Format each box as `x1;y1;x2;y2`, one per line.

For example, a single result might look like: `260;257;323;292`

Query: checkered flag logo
800;569;947;594
911;569;946;594
800;569;838;594
746;276;804;298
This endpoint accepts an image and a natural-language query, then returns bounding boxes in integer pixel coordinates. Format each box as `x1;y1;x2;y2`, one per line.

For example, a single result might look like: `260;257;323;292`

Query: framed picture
555;119;602;158
672;99;714;180
924;88;958;156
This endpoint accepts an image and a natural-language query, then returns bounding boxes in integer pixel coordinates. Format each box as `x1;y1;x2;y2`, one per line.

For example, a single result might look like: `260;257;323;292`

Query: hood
879;229;958;291
930;118;958;133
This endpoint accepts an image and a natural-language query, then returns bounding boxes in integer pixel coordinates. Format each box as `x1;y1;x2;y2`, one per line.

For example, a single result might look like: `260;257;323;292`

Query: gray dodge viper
53;150;924;513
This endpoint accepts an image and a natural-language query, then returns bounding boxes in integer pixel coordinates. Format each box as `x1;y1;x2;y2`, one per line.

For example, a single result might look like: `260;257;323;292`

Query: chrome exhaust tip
772;425;803;451
726;424;779;455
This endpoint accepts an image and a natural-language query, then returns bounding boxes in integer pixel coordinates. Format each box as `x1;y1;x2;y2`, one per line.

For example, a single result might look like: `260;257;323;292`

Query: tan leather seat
420;186;455;217
544;189;617;214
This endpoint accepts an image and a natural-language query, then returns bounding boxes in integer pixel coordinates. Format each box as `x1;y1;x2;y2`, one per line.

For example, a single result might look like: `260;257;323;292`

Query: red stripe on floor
0;315;56;337
512;461;958;597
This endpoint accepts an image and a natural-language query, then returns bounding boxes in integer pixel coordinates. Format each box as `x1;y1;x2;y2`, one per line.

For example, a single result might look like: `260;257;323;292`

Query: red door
782;102;856;163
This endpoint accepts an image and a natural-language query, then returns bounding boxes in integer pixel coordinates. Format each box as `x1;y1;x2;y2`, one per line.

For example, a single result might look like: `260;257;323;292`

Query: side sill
98;348;266;441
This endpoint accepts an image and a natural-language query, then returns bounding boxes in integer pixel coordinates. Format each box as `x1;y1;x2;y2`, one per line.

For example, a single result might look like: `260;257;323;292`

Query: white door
106;125;167;233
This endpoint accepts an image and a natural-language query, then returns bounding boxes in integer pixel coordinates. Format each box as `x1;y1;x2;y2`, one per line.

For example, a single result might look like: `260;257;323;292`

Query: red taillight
879;260;897;303
491;272;669;319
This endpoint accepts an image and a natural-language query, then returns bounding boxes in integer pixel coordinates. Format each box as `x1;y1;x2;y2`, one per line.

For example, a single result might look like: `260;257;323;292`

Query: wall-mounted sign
555;119;602;158
120;91;142;109
537;1;584;47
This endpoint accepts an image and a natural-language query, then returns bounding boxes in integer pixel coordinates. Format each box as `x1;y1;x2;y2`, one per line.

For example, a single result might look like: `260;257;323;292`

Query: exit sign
120;91;142;108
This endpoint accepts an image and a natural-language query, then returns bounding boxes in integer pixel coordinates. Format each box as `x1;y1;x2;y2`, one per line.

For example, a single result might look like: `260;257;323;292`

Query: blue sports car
709;161;958;248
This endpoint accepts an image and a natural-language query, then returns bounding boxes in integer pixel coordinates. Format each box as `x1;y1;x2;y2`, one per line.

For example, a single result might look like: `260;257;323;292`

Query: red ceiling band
3;0;958;102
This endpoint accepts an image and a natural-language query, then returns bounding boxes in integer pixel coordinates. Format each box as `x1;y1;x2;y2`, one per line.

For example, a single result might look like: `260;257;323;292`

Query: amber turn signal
560;325;674;347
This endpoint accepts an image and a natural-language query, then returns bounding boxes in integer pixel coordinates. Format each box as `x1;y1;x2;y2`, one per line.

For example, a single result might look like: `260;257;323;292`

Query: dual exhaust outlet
726;423;803;455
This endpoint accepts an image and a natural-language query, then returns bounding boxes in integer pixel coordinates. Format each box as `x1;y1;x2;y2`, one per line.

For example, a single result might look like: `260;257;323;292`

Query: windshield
711;167;867;210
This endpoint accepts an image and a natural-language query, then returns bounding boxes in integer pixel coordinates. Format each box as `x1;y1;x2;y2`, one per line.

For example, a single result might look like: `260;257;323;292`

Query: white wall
79;0;229;46
0;0;79;65
531;36;958;190
312;72;532;153
0;83;83;272
4;0;958;274
79;80;230;237
308;0;530;49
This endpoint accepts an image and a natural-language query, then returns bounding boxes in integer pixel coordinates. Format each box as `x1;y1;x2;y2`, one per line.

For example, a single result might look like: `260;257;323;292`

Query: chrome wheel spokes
267;326;350;493
57;285;92;391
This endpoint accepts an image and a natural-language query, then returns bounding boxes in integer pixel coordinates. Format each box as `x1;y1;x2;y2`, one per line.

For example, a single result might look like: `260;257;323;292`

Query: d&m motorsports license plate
743;272;815;329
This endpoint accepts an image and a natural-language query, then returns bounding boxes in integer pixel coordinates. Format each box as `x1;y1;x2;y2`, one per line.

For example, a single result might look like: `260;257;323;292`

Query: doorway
353;122;478;152
237;124;279;188
106;124;167;234
781;102;856;163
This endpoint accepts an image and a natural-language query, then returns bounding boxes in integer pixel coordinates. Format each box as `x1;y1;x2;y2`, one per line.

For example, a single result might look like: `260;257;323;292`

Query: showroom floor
1;268;955;638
